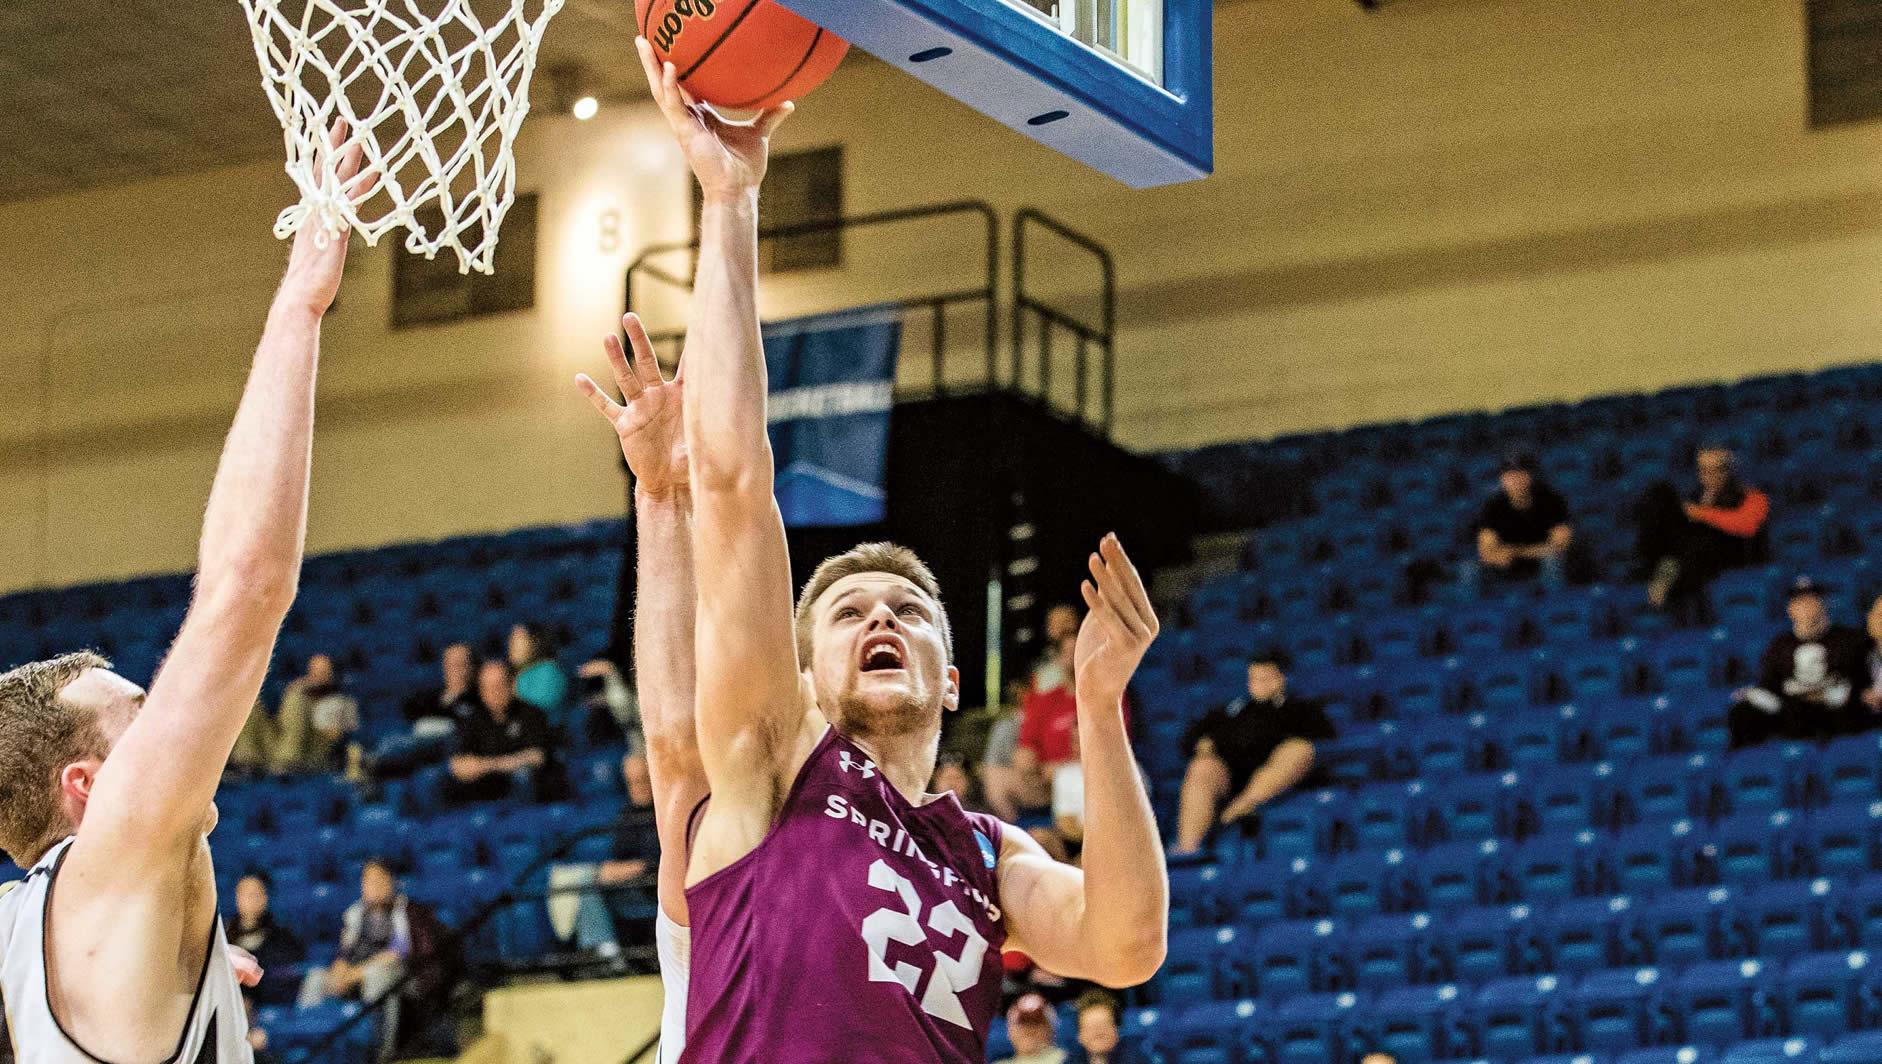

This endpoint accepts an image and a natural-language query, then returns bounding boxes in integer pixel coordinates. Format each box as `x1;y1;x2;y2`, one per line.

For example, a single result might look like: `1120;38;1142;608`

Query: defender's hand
577;313;689;497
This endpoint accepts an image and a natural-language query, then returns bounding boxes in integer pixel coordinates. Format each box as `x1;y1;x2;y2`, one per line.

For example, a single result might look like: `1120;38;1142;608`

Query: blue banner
764;306;902;527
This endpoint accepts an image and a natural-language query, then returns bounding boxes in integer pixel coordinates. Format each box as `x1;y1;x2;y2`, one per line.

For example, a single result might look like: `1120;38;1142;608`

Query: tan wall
3;0;1881;593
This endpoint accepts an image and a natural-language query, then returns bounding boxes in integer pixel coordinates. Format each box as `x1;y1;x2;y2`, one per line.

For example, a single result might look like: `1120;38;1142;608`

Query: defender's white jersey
0;838;252;1063
655;909;689;1064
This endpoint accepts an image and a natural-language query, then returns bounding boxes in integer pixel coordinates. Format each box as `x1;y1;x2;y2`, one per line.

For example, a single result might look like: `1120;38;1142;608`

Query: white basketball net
239;0;568;274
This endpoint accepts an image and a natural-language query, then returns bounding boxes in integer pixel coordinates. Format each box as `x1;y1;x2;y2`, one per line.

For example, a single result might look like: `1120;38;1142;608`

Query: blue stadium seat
1812;736;1882;808
1157;925;1239;1002
1428;770;1518;844
1705;810;1801;888
1830;878;1882;952
1735;880;1836;963
1251;918;1344;999
1520;763;1613;836
1719;745;1808;818
1228;857;1315;925
1350;912;1437;991
1272;991;1366;1064
1368;983;1466;1064
1315;850;1407;919
1543;896;1636;975
1445;904;1538;984
1413;841;1502;913
1508;834;1603;904
1474;974;1573;1060
1675;959;1772;1047
1617;1049;1716;1064
1820;1030;1882;1063
1170;863;1227;929
1618;756;1713;826
1500;712;1571;770
1782;950;1874;1039
1343;781;1423;852
1161;999;1262;1064
1640;887;1735;968
1606;821;1703;895
1260;790;1335;860
1572;966;1671;1055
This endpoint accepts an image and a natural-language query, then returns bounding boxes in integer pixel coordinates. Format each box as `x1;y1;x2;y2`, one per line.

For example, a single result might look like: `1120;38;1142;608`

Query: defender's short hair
0;652;114;866
794;543;952;664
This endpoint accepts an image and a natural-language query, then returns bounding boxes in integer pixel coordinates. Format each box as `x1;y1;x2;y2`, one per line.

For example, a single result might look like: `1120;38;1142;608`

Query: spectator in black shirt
371;643;479;780
226;871;305;1007
1729;577;1874;747
446;658;558;802
1465;452;1573;592
1172;651;1336;855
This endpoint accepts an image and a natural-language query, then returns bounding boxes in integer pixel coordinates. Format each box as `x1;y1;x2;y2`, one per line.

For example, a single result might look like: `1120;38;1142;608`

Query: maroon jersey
682;727;1008;1063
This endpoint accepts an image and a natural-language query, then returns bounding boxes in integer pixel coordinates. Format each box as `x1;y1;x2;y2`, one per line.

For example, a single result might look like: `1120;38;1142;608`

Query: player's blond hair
795;543;953;664
0;652;113;866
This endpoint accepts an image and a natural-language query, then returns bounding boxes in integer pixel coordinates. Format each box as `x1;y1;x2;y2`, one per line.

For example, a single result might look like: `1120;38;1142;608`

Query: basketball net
239;0;567;274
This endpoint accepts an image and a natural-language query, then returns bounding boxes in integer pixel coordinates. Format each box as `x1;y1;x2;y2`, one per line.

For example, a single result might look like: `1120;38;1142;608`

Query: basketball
636;0;850;111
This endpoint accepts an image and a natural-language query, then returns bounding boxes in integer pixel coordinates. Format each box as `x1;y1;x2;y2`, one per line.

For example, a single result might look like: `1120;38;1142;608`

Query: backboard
777;0;1213;188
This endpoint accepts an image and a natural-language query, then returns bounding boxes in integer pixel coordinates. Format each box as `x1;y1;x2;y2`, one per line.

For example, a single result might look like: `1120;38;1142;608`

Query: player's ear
58;760;101;816
942;665;961;713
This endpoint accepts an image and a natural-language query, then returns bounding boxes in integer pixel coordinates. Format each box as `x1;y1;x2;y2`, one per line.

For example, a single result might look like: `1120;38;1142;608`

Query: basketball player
576;309;701;1064
0;132;365;1061
633;39;1170;1062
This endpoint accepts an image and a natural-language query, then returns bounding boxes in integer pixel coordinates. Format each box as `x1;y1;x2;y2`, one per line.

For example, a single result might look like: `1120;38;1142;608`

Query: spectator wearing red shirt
1635;445;1770;611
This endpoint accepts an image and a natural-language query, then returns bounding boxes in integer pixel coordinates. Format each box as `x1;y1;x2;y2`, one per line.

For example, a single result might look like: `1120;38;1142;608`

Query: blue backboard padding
779;0;1213;187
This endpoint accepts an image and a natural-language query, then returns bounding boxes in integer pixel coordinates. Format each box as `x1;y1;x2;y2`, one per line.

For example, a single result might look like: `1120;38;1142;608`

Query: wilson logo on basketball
652;0;717;52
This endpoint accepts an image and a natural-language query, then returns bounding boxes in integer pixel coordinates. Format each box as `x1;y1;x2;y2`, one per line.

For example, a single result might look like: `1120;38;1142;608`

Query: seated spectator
510;622;570;725
1465;452;1573;592
578;658;651;807
982;679;1046;822
1635;444;1770;609
1729;577;1873;747
298;859;411;1009
226;872;306;1006
230;654;360;774
997;993;1067;1064
447;658;559;803
930;752;989;814
371;643;479;779
298;858;454;1060
244;997;279;1064
1862;593;1882;715
547;769;659;961
1173;650;1335;856
1073;989;1124;1064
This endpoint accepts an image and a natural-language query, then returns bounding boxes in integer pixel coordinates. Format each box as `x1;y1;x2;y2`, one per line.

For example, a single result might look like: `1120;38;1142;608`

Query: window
696;147;843;272
1809;0;1882;128
1005;0;1163;84
391;194;539;328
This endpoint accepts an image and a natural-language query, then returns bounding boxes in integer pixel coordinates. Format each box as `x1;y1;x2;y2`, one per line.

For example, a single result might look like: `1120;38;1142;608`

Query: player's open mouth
860;634;907;672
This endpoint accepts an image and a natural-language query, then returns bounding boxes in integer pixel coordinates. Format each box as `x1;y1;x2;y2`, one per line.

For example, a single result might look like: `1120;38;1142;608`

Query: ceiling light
572;96;599;121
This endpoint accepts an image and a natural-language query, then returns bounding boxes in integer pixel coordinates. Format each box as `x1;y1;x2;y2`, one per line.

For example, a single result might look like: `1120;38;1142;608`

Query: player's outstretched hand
636;35;792;200
280;121;374;316
1074;533;1160;711
576;312;689;497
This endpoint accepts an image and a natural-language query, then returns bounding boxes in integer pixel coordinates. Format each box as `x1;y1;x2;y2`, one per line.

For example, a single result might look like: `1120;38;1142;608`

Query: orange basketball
636;0;849;111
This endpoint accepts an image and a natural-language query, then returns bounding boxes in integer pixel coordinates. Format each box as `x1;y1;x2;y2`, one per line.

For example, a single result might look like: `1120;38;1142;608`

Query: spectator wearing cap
1729;577;1872;747
1072;989;1125;1064
1635;444;1771;610
997;993;1067;1064
1464;452;1574;593
1172;650;1336;856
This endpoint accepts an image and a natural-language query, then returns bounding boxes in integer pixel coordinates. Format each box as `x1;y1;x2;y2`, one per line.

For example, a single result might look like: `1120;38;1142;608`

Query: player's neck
843;731;939;805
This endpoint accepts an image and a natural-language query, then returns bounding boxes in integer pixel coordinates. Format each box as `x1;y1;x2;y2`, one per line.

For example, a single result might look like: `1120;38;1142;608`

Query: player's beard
830;684;937;743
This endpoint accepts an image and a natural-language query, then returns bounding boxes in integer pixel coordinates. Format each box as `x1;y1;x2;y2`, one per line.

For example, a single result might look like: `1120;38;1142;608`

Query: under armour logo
840;751;877;778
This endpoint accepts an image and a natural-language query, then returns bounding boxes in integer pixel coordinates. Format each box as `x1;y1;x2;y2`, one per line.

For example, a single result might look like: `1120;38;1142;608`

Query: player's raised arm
635;39;810;824
999;535;1168;988
577;312;704;921
72;133;366;863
